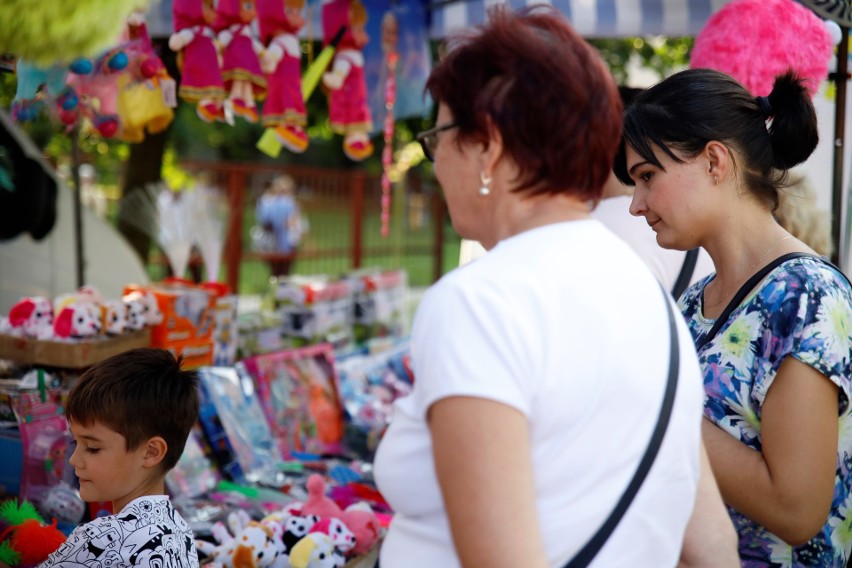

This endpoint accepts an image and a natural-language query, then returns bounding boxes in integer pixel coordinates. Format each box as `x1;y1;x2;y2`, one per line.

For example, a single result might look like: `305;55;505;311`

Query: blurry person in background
255;174;303;277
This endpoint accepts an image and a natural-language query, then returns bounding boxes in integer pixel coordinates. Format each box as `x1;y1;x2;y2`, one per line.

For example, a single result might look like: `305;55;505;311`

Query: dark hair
613;68;818;211
426;5;621;202
65;348;200;472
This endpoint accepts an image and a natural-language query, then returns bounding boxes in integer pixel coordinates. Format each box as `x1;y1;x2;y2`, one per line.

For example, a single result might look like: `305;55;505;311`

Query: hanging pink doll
322;0;373;161
169;0;226;123
216;0;267;123
257;0;309;153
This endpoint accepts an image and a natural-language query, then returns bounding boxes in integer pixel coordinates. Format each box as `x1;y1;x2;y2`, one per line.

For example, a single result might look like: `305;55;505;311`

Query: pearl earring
713;175;718;185
479;172;492;196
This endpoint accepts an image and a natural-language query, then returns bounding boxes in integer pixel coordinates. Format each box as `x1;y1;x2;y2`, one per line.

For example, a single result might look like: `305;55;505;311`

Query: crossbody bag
563;281;680;568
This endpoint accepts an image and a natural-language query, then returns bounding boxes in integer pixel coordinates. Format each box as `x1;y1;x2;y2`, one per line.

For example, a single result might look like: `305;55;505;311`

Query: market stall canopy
428;0;733;38
145;0;734;39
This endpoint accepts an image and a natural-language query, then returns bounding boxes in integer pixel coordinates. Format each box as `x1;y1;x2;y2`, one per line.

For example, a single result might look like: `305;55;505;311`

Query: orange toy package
125;280;215;347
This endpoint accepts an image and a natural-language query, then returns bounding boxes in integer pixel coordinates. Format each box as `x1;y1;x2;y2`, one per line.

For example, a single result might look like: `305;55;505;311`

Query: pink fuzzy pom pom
690;0;832;97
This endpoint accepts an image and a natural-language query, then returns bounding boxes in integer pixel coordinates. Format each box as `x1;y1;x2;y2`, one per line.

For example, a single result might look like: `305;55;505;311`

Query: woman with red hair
373;6;736;567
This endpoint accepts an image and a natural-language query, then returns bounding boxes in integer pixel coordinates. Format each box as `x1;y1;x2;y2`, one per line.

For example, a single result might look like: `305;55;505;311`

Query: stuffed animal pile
0;285;162;342
196;474;381;568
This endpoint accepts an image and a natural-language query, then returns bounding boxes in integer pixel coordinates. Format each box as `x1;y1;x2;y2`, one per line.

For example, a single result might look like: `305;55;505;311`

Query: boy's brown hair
65;348;200;471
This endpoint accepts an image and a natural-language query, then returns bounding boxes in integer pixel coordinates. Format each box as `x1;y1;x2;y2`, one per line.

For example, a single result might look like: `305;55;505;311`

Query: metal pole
70;128;85;288
832;25;849;267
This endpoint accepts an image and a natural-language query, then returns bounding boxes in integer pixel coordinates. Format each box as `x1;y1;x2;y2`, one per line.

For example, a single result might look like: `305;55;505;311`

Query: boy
39;348;201;567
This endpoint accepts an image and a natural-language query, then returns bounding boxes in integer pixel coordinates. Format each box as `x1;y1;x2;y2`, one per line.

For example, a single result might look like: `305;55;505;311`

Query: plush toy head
281;514;320;553
7;296;53;338
288;533;338;568
123;290;163;326
101;300;128;335
123;297;147;331
301;474;343;519
53;304;101;339
690;0;833;97
340;504;379;556
309;517;355;552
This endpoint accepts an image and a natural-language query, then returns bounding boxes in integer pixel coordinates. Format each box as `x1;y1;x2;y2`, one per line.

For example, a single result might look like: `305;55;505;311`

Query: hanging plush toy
216;0;267;123
62;47;128;138
0;500;66;568
257;0;310;152
170;0;227;123
322;0;373;161
690;0;834;97
117;11;176;143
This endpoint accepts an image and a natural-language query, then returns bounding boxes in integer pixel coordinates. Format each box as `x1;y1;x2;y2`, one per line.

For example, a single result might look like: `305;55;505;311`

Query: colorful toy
321;0;374;161
287;532;339;568
0;500;66;568
690;0;833;97
257;0;310;152
216;0;267;123
0;296;53;339
117;11;176;143
299;474;380;555
195;509;287;568
52;303;101;340
170;0;226;122
62;46;127;137
40;483;86;526
101;299;128;336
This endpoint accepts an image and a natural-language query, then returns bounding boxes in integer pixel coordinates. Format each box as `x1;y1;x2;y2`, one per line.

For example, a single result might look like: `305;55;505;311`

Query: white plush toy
196;509;288;568
0;296;54;338
101;300;128;335
53;304;101;340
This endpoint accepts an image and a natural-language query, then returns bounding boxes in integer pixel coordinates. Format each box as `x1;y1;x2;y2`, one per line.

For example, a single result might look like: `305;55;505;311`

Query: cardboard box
163;337;214;369
0;328;151;369
125;282;215;345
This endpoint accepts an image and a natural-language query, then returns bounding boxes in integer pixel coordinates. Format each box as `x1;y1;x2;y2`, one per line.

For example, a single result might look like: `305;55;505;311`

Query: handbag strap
564;281;680;568
694;252;846;352
671;248;700;299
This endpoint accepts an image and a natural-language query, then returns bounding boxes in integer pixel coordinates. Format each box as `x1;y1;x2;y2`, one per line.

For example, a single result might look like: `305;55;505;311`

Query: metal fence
147;161;460;295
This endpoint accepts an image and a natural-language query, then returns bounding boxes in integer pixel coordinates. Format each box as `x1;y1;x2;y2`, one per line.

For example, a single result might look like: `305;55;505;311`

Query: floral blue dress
680;256;852;567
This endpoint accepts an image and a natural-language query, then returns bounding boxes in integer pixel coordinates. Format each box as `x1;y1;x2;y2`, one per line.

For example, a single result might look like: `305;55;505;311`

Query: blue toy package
335;340;413;460
196;367;283;487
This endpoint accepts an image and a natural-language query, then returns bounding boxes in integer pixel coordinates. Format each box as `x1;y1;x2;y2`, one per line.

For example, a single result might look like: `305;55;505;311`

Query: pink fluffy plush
690;0;833;97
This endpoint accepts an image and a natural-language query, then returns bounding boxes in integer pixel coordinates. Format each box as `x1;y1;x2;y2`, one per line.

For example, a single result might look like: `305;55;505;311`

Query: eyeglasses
416;122;458;162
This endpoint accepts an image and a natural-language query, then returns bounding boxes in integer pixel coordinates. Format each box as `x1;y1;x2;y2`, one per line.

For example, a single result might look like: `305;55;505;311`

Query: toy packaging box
271;276;354;349
196;367;282;486
238;343;345;459
125;280;216;346
349;269;409;344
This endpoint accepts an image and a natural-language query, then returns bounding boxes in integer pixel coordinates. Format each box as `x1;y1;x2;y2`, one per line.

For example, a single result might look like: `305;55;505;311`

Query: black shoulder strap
695;252;848;352
671;248;700;299
564;282;680;568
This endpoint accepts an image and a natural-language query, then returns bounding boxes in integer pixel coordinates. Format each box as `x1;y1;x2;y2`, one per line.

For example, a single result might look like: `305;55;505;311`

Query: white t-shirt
374;220;704;568
592;195;715;293
40;495;199;567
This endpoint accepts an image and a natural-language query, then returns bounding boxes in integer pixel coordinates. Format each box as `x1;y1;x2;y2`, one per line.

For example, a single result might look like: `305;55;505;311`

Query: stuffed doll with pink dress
169;0;226;123
216;0;267;123
257;0;310;153
322;0;373;161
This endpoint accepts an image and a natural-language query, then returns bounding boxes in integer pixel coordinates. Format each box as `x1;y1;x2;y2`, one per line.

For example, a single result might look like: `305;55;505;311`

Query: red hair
426;6;621;202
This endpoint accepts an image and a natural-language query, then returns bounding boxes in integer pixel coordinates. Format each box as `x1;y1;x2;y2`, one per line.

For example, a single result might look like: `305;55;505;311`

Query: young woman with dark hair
615;68;852;566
